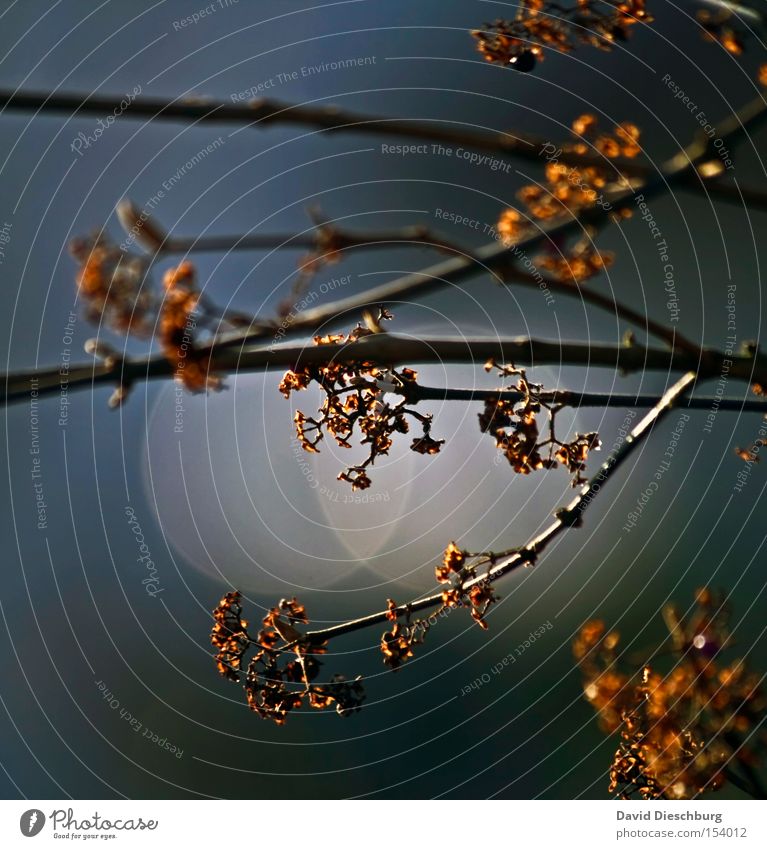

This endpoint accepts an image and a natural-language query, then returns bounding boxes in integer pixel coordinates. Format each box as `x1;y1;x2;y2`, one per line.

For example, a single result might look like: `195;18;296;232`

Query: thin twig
163;227;464;256
117;201;470;257
118;199;702;357
699;0;765;28
505;266;701;356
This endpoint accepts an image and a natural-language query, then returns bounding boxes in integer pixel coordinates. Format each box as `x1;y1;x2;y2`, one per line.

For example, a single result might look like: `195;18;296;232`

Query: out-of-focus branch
2;88;766;208
698;0;765;29
116;200;469;258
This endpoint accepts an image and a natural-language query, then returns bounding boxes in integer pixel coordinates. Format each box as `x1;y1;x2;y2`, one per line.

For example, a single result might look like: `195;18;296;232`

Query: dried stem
124;206;469;258
163;227;463;256
699;0;765;28
505;266;701;356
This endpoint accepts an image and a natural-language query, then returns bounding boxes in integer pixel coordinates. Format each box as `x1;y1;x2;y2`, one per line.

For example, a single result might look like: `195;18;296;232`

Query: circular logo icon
20;810;46;837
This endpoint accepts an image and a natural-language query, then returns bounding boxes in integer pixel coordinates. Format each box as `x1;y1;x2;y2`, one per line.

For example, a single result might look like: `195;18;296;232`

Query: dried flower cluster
211;592;365;724
432;542;500;631
473;2;766;90
607;668;667;799
159;261;220;392
538;237;614;283
479;360;600;484
574;589;767;799
378;589;457;672
497;115;642;282
211;591;251;681
70;234;252;394
697;6;747;56
472;1;652;72
280;312;444;490
381;600;428;670
689;5;766;86
69;235;154;336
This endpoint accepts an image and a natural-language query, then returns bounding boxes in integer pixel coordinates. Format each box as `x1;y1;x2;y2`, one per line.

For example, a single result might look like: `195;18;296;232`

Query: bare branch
0;88;651;177
162;227;465;257
7;94;767;403
505;266;701;356
698;0;765;28
4;333;761;405
410;383;767;412
117;200;702;357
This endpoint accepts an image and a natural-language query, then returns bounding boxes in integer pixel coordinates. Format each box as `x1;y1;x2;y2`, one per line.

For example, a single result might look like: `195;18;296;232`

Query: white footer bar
1;800;764;847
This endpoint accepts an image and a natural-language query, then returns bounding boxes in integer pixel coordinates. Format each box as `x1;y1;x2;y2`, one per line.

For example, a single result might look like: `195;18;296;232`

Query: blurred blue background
0;0;766;799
